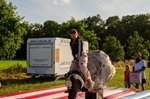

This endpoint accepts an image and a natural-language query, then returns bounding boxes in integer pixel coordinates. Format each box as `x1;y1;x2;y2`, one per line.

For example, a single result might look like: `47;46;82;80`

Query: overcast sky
6;0;150;24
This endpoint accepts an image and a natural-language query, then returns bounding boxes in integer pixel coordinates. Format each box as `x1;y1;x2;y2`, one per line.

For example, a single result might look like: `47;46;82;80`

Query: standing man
133;53;146;90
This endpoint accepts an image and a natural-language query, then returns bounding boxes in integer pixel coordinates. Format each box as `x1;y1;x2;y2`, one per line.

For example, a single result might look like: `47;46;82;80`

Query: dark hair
137;53;142;57
69;29;78;34
126;64;129;68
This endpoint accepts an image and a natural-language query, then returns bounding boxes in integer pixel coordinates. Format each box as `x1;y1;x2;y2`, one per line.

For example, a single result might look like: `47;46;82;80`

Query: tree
102;36;125;62
126;31;149;59
0;0;27;59
83;14;105;49
27;23;43;38
58;17;85;38
105;16;122;39
143;30;150;41
140;49;149;60
42;20;59;37
80;30;99;51
15;21;29;59
119;15;138;47
120;14;150;45
133;14;150;37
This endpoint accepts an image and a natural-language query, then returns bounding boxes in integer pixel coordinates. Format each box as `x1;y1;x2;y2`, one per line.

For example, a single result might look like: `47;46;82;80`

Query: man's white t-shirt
133;59;146;79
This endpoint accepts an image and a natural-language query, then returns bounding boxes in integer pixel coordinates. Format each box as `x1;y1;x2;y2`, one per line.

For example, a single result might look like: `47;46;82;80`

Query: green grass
106;68;124;87
0;77;65;95
1;60;150;95
0;60;26;70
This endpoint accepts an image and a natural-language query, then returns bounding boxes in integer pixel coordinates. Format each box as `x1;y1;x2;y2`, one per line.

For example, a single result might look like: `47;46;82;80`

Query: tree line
1;0;150;61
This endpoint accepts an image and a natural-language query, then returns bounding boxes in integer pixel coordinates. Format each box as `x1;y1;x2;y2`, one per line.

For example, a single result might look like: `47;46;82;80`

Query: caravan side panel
27;38;56;76
54;38;72;75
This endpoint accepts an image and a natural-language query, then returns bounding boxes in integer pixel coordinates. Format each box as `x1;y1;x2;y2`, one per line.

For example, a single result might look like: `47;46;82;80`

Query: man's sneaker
88;80;94;92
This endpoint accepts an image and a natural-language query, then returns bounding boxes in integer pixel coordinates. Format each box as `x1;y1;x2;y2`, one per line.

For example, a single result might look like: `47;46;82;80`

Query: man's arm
148;61;150;68
132;66;135;72
139;60;146;71
70;41;76;60
134;66;145;72
77;38;83;60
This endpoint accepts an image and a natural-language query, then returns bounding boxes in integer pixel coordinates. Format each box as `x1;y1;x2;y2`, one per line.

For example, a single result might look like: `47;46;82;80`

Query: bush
2;63;26;74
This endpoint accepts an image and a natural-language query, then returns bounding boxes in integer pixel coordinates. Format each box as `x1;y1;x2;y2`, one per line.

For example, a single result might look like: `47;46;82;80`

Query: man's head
136;53;142;63
136;53;142;59
69;29;78;40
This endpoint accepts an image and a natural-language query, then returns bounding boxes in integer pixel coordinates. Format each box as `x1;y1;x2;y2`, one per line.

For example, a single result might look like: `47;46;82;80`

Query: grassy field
0;60;26;70
0;60;150;95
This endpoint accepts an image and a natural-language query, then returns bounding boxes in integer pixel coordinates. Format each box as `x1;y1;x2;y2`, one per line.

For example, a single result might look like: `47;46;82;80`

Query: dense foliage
102;36;125;62
0;0;28;59
1;0;150;61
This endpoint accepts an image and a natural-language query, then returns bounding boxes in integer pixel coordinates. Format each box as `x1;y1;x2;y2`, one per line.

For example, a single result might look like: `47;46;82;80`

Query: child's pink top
124;70;130;82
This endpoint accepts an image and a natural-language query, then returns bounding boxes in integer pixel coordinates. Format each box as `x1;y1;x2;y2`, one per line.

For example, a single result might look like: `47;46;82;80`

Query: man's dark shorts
142;79;146;84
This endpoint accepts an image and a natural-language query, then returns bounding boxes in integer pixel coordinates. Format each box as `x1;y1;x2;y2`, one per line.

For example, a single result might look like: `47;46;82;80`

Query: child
124;65;130;88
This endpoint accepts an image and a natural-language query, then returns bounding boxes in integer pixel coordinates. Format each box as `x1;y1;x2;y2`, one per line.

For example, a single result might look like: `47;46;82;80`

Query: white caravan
26;37;88;77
